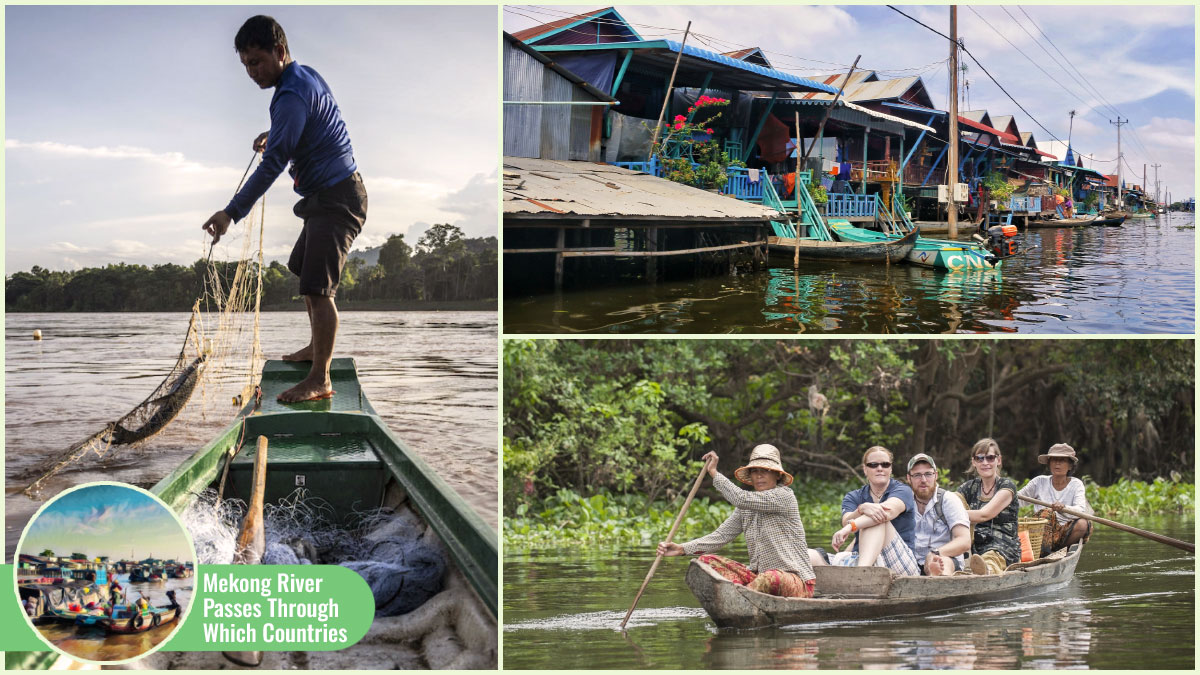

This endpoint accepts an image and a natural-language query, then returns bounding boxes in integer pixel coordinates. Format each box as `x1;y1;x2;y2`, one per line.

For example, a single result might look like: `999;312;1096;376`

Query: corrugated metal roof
512;7;638;43
958;116;1020;144
800;76;920;103
777;98;934;133
532;40;839;94
880;101;947;116
990;115;1017;135
503;157;780;221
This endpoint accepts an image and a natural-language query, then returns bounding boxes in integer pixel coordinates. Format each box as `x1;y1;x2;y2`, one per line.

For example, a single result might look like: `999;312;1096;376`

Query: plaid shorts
836;536;920;576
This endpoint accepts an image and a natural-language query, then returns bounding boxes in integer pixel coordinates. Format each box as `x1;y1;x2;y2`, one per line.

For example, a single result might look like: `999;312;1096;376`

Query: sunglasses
864;461;892;469
973;454;1000;463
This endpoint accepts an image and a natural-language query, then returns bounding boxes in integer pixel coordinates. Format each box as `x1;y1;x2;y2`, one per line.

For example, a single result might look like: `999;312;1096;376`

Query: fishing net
19;159;267;497
166;489;495;670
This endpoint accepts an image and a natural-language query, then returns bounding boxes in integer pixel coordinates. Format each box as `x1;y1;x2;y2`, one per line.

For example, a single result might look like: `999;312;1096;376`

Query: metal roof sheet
502;157;781;221
880;101;947;116
531;40;839;94
800;76;921;103
504;33;616;103
958;116;1020;144
512;7;641;44
777;98;934;133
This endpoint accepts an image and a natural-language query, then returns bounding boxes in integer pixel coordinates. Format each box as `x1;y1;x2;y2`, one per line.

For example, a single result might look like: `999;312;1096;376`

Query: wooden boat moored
768;227;917;263
685;543;1083;628
76;604;181;634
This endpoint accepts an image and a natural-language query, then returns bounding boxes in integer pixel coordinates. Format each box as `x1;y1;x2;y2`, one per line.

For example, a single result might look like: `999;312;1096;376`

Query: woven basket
1018;517;1048;556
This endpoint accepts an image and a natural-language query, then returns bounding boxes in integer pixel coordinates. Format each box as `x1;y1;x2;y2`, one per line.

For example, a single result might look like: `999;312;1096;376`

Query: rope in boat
20;153;266;497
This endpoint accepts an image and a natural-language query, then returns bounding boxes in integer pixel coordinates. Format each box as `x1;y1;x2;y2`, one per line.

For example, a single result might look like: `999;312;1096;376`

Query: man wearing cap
1017;443;1093;555
906;453;972;576
657;445;817;598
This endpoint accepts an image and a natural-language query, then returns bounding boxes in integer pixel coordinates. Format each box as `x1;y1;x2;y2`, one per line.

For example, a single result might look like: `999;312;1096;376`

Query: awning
772;97;935;135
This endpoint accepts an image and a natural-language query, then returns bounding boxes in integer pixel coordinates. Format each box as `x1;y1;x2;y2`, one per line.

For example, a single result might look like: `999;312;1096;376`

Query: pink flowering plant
651;96;743;190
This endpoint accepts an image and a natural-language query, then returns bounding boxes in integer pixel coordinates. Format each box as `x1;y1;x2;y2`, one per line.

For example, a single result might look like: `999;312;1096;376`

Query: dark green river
502;516;1193;669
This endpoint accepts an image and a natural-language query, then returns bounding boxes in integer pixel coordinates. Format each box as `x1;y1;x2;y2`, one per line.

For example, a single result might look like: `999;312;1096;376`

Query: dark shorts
288;172;367;297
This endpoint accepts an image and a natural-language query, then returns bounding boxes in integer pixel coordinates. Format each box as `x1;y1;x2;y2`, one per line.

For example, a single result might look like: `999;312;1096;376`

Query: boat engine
974;224;1018;265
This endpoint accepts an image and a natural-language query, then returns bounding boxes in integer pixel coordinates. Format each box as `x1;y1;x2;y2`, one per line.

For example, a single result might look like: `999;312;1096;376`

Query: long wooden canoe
685;544;1082;628
768;227;917;263
150;358;497;618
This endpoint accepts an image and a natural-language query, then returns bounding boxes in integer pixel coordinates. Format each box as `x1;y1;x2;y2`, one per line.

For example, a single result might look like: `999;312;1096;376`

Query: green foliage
810;184;829;205
982;172;1015;202
504;476;860;549
1081;475;1194;517
5;229;497;310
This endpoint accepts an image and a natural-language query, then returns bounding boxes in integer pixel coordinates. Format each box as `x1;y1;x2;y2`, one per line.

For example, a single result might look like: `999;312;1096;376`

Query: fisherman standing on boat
657;445;816;598
905;453;971;576
820;446;920;575
202;15;367;403
957;438;1020;575
1017;443;1093;556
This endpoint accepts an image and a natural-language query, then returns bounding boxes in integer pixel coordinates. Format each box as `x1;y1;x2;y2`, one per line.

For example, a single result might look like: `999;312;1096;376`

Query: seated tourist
1017;443;1093;555
905;453;972;575
957;438;1020;575
657;445;816;598
818;446;919;576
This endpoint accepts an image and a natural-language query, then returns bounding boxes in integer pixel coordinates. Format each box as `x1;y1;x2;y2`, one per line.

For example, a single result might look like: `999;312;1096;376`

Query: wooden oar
1020;495;1194;553
619;459;713;630
225;434;268;668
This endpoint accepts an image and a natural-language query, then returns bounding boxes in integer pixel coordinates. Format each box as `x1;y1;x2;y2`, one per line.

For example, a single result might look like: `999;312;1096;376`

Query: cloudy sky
21;485;193;561
6;6;498;272
505;4;1193;201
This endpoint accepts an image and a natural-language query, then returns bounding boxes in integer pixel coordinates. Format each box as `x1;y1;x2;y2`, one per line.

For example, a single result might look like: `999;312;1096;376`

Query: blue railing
823;193;877;218
611;156;664;176
723;167;765;201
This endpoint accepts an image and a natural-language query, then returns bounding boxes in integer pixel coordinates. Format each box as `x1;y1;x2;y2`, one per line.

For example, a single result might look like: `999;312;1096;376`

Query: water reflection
504;215;1194;333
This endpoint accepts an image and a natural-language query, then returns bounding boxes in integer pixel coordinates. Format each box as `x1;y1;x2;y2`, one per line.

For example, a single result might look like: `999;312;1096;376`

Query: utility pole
948;5;959;239
1152;162;1162;205
1067;110;1076;158
1110;117;1127;209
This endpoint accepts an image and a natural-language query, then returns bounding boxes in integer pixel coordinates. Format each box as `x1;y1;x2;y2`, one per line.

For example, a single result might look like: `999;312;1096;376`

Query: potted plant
982;172;1014;209
810;184;829;205
648;96;731;191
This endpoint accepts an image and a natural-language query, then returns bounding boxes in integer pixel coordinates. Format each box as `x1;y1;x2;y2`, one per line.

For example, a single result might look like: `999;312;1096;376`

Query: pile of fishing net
130;489;496;669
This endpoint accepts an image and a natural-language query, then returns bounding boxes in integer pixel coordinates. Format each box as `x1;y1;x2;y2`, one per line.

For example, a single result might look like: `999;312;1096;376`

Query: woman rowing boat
657;445;816;598
1017;443;1093;556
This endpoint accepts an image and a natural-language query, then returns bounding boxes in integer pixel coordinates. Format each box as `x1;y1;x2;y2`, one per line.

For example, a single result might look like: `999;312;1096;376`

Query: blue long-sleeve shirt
225;61;357;222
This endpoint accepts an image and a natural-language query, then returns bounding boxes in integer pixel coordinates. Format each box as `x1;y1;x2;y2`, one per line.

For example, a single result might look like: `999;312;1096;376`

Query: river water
32;574;193;662
4;311;498;560
504;214;1195;333
502;516;1194;669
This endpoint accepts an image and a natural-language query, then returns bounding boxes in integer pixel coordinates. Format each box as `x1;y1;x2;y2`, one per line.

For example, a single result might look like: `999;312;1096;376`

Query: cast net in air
20;156;268;497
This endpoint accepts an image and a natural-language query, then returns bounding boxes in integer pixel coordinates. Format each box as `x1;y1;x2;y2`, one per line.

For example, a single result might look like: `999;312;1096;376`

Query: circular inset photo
15;483;196;664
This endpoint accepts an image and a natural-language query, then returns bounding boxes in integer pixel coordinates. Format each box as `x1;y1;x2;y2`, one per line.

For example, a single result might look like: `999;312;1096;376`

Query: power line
886;5;1064;144
976;7;1093;111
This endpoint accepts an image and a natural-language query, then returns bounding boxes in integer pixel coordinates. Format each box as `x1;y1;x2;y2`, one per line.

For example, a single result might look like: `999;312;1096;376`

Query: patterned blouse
680;472;816;581
957;476;1021;565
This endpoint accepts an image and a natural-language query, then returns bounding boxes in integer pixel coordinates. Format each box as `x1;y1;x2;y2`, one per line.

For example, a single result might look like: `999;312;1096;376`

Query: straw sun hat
1038;443;1078;464
733;444;794;487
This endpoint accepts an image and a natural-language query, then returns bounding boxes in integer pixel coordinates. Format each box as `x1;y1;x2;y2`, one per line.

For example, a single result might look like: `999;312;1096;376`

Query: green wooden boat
828;219;1001;272
150;358;497;619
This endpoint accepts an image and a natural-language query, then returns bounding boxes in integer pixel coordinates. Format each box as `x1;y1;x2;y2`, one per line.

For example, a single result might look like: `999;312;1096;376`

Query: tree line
6;224;496;311
503;339;1193;513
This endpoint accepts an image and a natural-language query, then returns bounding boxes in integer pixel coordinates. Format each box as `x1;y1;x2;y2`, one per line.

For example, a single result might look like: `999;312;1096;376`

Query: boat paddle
619;456;714;630
1020;495;1194;553
225;434;268;667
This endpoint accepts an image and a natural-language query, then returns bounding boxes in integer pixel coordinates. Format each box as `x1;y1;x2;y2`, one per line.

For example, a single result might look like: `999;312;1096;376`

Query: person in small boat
201;15;367;404
1017;443;1093;555
820;446;920;575
656;445;816;598
905;453;971;576
957;438;1020;575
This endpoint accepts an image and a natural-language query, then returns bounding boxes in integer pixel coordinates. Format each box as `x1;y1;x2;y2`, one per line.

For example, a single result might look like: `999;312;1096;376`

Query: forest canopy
6;224;496;311
503;339;1193;513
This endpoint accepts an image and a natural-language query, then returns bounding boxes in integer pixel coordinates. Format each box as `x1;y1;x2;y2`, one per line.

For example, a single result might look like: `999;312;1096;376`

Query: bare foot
282;345;314;362
277;377;334;403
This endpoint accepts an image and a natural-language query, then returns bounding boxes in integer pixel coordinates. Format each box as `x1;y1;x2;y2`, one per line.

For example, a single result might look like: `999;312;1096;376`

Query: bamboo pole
1019;495;1194;553
620;458;713;630
648;21;692;159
